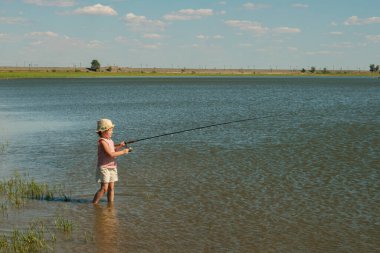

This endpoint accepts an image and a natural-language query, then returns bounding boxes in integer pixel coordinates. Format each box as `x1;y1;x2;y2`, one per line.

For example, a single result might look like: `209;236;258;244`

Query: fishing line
125;112;295;145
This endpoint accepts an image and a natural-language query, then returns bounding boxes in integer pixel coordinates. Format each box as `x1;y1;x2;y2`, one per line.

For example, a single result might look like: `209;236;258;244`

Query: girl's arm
100;140;129;158
114;141;126;151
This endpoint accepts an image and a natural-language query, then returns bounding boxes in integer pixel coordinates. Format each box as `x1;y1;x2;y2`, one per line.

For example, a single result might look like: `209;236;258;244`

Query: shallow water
0;77;379;252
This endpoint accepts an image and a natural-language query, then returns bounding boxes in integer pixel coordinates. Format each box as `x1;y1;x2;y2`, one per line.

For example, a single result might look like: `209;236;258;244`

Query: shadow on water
30;197;92;204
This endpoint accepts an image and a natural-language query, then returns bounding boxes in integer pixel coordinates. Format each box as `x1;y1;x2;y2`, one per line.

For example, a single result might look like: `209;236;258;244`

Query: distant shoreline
0;66;378;79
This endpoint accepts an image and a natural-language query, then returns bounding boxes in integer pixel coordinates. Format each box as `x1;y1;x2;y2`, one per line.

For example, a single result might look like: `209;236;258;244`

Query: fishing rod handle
122;140;133;152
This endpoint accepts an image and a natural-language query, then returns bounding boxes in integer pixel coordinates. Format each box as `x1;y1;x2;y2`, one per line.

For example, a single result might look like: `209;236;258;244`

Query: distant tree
322;67;329;74
369;64;379;72
91;59;101;71
310;66;316;73
301;68;306;73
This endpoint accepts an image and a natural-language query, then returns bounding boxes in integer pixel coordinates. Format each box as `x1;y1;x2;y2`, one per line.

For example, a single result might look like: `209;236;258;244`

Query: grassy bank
0;67;378;79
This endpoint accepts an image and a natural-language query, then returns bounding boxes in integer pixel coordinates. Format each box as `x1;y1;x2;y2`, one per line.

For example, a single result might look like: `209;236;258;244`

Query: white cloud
324;42;354;49
243;3;271;10
24;0;75;7
196;34;224;40
213;35;224;39
73;4;117;16
329;31;343;35
179;43;200;49
273;27;301;34
292;3;308;8
22;31;103;51
305;50;340;56
143;33;162;39
225;20;269;35
123;13;165;31
238;43;253;48
87;40;103;49
227;22;301;35
0;16;27;25
114;36;131;44
27;31;59;37
196;34;208;40
366;35;380;43
142;44;161;49
163;9;214;21
0;33;11;42
115;35;160;49
344;16;380;25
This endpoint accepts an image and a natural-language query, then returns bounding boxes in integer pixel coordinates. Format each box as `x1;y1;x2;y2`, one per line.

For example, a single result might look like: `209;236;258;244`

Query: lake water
0;77;379;252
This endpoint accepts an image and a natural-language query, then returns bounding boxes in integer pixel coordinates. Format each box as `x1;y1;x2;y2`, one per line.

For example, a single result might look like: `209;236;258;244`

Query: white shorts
96;167;118;183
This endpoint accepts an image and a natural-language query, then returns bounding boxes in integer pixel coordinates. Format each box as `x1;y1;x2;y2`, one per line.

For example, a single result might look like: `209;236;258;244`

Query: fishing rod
124;112;293;145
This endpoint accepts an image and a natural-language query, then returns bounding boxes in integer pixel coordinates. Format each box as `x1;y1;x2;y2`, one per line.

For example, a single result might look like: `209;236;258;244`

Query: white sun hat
96;119;115;132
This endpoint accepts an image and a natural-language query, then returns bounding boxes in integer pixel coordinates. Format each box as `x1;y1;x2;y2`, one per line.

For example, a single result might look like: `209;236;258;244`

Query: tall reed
0;173;71;208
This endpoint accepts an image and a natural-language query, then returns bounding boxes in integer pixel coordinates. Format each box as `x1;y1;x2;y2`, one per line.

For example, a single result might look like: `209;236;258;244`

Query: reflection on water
93;203;119;253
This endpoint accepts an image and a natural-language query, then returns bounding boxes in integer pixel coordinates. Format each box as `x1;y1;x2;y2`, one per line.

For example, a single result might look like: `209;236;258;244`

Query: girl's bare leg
107;182;115;202
93;183;109;204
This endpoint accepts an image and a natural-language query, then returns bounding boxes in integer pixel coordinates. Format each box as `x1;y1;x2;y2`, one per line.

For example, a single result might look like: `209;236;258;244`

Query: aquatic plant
0;202;8;217
0;173;71;208
0;140;9;153
0;175;79;252
0;222;54;253
54;216;73;234
83;231;94;243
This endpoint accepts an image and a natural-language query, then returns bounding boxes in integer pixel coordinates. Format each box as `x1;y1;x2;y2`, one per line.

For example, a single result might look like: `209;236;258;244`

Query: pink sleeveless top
97;138;117;168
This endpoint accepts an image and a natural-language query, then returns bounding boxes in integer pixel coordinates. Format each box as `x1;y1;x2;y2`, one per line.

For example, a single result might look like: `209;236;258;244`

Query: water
0;77;379;252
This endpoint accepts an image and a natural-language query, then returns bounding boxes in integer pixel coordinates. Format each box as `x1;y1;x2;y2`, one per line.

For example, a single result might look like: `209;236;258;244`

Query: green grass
0;174;54;208
0;69;378;79
54;216;73;234
0;173;71;208
0;221;53;253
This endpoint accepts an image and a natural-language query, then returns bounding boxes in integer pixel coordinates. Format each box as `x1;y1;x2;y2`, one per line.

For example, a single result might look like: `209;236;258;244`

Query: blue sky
1;0;379;70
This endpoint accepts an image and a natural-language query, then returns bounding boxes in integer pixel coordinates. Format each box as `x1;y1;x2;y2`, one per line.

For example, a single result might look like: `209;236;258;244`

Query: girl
93;119;131;204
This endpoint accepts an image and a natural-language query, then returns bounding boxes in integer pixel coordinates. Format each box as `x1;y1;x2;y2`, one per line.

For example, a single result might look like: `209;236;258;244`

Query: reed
0;173;71;208
83;231;94;243
0;217;78;252
0;140;8;153
54;216;74;234
0;202;8;217
0;222;54;253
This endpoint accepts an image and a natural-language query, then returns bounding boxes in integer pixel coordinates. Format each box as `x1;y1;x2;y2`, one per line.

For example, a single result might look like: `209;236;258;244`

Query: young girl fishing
93;119;131;204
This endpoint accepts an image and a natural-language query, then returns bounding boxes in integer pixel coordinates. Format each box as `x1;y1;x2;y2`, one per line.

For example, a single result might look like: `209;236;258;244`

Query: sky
0;0;379;70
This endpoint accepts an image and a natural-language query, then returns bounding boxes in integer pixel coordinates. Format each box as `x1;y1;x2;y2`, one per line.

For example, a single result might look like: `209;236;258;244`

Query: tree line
89;60;380;73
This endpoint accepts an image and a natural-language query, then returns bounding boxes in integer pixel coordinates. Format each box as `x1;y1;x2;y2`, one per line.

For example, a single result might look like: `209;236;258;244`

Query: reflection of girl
92;119;131;204
94;203;118;252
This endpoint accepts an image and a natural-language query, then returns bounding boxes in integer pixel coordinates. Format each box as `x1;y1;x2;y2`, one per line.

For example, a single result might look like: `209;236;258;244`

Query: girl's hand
124;147;132;154
120;141;126;147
